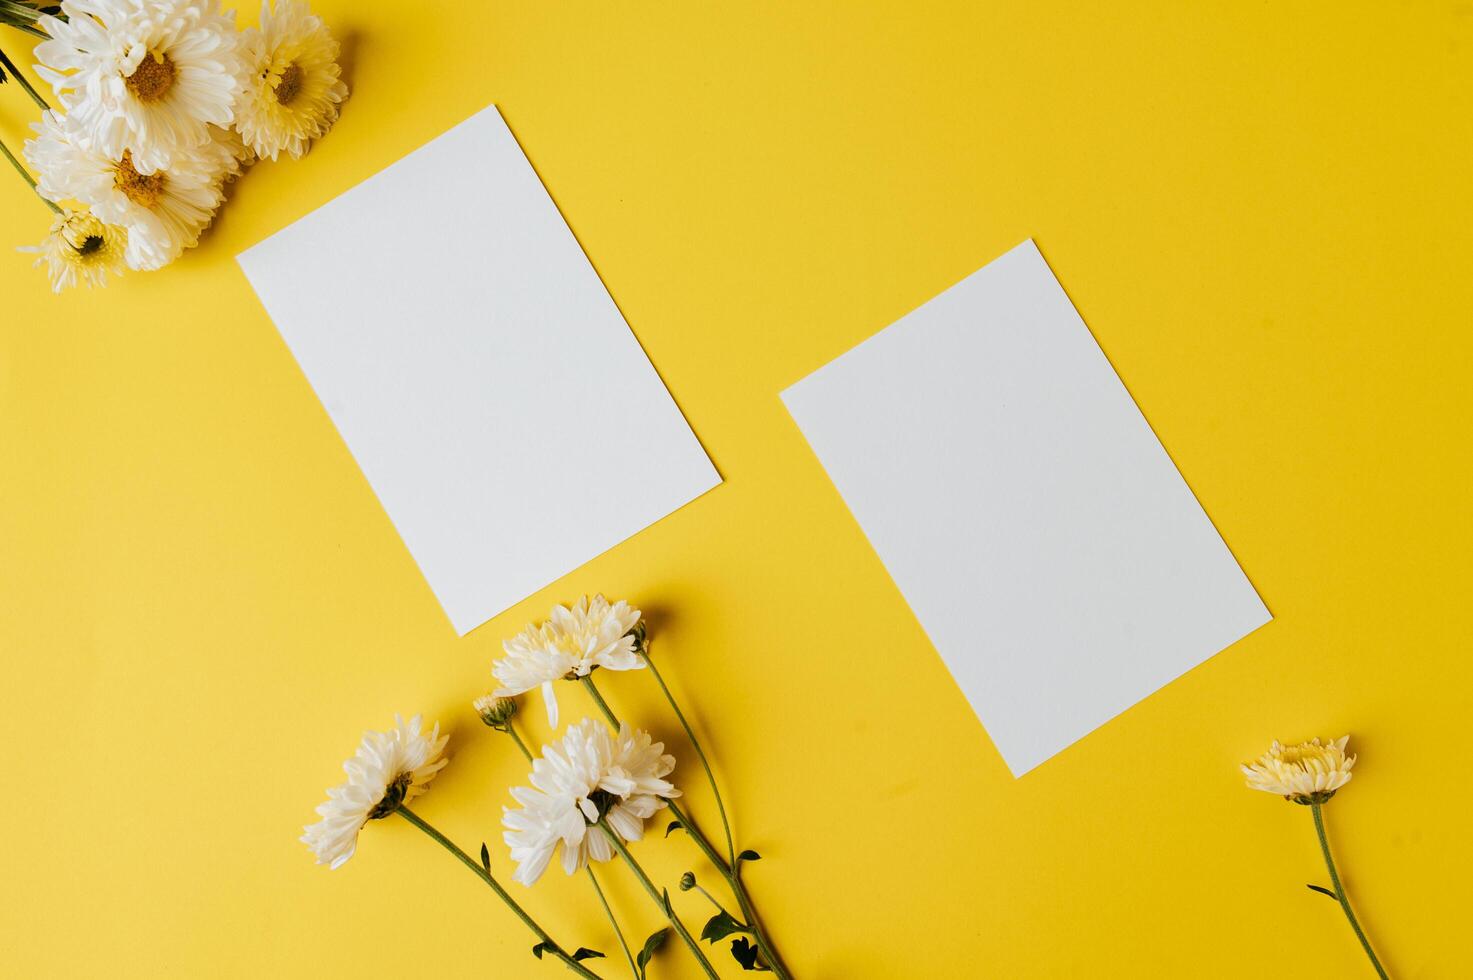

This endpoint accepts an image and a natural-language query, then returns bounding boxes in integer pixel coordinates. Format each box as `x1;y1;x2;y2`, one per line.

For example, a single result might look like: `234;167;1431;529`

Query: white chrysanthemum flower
206;123;253;184
502;718;679;886
234;0;346;161
493;595;645;727
34;0;245;175
26;110;224;270
1242;735;1356;804
302;714;448;870
20;209;128;292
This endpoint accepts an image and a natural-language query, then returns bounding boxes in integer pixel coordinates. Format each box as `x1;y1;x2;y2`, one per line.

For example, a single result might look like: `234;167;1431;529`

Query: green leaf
661;887;675;917
665;820;683;838
701;910;749;944
1306;883;1338;900
736;849;761;864
571;948;605;962
729;936;763;970
531;941;555;960
480;843;491;874
637;928;670;975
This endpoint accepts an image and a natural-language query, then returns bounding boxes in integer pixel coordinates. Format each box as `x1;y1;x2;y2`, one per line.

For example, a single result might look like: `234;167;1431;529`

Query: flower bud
473;694;519;728
679;871;696;891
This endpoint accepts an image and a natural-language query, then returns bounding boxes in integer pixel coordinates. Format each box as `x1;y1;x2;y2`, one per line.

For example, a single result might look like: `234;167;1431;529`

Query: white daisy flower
493;595;645;727
33;0;245;175
301;714;448;870
502;718;679;886
20;209;128;292
235;0;347;161
26;110;224;270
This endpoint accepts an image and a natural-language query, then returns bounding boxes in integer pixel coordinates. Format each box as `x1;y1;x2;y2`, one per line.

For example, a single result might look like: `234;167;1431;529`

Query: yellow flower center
124;53;176;103
274;63;304;106
76;235;105;257
1277;745;1326;767
114;151;167;209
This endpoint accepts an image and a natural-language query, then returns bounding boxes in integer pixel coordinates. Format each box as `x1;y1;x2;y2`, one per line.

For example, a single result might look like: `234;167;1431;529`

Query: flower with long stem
491;595;645;728
500;718;723;977
581;669;793;979
301;714;605;978
300;713;449;869
1242;736;1390;979
477;695;640;979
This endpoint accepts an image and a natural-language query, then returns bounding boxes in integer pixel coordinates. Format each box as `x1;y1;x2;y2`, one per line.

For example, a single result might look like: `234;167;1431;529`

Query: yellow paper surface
2;2;1469;976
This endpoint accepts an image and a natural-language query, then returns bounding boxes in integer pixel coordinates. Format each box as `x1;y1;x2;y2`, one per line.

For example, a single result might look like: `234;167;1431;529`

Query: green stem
718;839;788;977
1311;803;1390;979
581;673;793;978
598;821;719;980
586;866;639;980
692;883;739;921
397;807;605;980
0;45;49;110
581;674;621;730
504;723;535;762
641;651;737;869
0;133;60;214
0;5;49;39
0;0;45;25
505;721;635;977
0;0;50;39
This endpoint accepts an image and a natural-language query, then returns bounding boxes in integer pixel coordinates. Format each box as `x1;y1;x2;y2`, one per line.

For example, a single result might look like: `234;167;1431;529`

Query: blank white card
238;105;720;635
782;240;1269;775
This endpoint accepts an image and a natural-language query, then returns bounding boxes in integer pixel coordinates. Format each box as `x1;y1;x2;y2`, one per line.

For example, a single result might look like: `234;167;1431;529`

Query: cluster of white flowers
301;596;791;976
16;0;346;290
303;596;675;883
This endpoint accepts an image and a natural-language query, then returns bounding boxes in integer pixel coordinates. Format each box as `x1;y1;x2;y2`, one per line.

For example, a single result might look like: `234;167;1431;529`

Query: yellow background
2;2;1469;976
